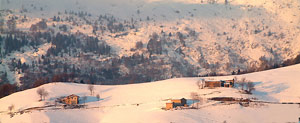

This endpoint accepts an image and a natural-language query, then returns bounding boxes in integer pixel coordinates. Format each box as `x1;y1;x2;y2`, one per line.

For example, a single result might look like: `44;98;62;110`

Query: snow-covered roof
204;77;234;82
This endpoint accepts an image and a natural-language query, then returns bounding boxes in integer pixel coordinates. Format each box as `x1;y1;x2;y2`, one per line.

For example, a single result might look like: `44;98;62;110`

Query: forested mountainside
0;0;300;94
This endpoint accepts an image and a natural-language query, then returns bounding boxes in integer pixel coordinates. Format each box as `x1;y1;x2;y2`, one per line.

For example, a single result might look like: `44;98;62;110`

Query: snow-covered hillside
1;64;300;123
0;0;300;85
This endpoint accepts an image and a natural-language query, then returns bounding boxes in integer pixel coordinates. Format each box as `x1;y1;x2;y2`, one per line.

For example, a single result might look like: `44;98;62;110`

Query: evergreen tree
7;18;16;32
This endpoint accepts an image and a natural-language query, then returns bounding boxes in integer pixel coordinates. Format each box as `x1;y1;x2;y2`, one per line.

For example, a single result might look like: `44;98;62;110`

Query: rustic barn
205;79;235;88
205;81;222;88
60;94;80;105
166;98;187;110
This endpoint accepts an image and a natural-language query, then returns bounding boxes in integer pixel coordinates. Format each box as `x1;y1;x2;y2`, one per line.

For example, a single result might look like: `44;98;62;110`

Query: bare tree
225;0;229;5
96;94;100;101
88;84;94;96
190;92;199;108
43;91;49;100
239;77;247;90
233;76;238;87
196;79;204;89
8;104;15;118
246;81;255;94
37;87;48;101
189;94;205;109
196;95;204;108
37;88;44;101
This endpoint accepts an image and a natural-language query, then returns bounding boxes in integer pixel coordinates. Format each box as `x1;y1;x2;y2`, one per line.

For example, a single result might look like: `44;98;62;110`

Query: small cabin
223;79;234;87
60;94;79;105
205;79;235;88
166;98;187;110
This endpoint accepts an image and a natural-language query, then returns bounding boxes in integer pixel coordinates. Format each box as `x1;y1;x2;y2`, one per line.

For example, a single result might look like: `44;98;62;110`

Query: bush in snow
8;104;14;113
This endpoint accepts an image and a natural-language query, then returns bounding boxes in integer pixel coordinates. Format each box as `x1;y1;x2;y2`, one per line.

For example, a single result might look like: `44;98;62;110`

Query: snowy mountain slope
0;43;52;85
1;64;300;122
1;0;300;86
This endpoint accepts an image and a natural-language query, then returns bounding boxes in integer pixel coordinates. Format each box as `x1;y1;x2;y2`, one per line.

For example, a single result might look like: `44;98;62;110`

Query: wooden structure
60;94;79;105
166;102;173;110
166;98;187;110
205;81;222;88
223;79;234;87
205;79;235;88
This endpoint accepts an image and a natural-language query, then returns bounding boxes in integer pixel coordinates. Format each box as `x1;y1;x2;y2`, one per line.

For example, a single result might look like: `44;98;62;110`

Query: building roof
204;78;234;82
66;94;79;98
168;98;186;103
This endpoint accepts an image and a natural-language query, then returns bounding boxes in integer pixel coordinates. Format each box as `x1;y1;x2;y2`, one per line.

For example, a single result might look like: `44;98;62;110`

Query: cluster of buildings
166;98;187;110
204;79;235;88
166;78;235;110
55;79;235;110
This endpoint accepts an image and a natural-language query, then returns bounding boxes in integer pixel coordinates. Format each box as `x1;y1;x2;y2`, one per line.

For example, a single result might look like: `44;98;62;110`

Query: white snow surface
0;64;300;123
1;0;300;83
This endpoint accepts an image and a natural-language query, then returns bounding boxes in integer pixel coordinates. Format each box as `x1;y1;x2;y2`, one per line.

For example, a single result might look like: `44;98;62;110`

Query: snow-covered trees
37;87;49;101
1;3;300;97
30;20;47;32
196;79;204;89
135;41;143;49
3;34;28;54
58;25;68;32
7;17;16;32
147;32;162;55
282;54;300;67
